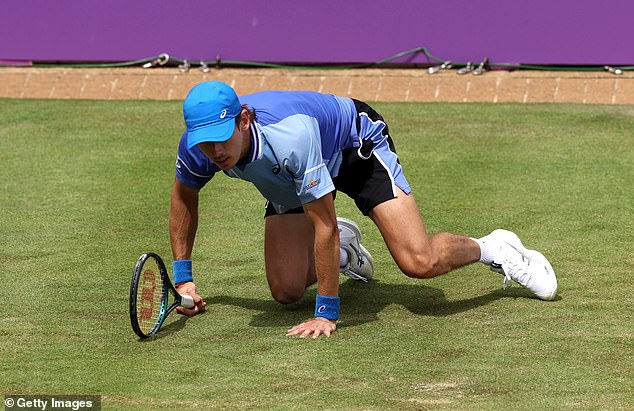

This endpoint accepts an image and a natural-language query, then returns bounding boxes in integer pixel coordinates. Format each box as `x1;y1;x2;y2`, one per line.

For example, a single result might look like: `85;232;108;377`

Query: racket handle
180;294;195;308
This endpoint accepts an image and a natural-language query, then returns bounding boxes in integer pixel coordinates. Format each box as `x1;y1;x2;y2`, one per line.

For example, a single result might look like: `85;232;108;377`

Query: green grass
1;99;632;410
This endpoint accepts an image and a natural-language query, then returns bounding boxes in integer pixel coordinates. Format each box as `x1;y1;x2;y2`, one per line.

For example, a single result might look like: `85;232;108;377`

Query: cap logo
220;109;227;119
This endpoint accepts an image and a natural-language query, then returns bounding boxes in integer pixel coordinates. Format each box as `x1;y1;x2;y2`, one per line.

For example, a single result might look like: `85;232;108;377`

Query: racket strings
136;260;166;334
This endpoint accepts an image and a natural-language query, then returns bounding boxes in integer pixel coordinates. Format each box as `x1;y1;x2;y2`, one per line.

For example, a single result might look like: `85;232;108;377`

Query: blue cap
183;81;242;149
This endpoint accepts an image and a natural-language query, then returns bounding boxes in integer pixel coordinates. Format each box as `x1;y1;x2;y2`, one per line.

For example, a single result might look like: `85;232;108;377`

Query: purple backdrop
1;0;632;65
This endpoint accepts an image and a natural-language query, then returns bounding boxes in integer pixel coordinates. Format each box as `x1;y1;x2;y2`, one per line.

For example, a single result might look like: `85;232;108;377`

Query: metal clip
472;57;490;75
604;66;623;75
457;62;474;75
142;53;170;69
178;60;191;73
427;61;453;74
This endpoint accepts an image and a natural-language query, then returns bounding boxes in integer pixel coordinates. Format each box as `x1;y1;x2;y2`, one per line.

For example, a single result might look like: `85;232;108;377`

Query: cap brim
186;118;235;149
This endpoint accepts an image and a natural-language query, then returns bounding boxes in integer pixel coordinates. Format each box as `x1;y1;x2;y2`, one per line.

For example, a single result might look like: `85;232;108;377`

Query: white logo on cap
220;109;227;119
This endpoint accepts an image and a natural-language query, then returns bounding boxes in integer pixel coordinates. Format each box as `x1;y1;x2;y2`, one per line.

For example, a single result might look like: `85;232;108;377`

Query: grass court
1;99;632;409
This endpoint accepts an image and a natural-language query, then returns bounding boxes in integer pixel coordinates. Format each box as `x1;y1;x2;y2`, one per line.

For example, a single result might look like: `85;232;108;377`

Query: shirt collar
236;120;263;166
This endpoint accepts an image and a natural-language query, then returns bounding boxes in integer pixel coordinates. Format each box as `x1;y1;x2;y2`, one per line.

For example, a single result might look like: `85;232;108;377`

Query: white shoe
337;217;374;282
486;229;558;300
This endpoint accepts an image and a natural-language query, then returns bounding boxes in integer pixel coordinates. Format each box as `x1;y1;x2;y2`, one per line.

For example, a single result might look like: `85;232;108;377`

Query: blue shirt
176;91;359;213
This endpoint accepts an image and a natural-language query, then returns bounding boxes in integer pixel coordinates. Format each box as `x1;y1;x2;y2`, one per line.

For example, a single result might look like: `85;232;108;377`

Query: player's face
198;120;250;171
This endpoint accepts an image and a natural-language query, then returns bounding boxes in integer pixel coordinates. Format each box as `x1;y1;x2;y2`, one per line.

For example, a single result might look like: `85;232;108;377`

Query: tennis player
169;81;558;338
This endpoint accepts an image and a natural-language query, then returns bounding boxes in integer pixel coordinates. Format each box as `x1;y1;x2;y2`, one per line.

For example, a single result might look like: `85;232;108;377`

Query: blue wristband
172;260;193;284
314;294;340;321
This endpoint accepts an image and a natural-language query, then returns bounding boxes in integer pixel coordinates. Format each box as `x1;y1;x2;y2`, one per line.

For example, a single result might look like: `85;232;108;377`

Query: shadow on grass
138;313;199;342
204;280;538;330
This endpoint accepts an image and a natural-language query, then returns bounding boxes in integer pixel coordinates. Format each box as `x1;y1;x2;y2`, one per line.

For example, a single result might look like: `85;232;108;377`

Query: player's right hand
175;281;207;316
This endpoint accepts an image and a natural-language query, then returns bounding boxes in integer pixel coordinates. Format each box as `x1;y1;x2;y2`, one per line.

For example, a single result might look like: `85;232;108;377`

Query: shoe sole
357;244;374;280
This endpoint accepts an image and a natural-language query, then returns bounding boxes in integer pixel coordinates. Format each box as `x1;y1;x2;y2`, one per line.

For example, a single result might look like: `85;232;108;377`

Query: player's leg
370;194;557;299
264;208;316;304
345;99;557;299
369;188;480;278
344;99;478;276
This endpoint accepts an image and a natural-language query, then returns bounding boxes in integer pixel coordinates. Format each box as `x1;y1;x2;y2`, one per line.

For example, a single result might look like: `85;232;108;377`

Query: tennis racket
129;252;195;339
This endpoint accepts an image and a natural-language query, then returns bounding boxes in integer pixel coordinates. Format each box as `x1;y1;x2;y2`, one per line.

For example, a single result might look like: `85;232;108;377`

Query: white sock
339;248;349;268
471;237;499;264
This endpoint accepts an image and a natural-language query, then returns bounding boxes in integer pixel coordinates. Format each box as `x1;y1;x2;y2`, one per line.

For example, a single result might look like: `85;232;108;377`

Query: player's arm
304;192;340;299
286;192;339;338
170;177;199;260
170;177;206;316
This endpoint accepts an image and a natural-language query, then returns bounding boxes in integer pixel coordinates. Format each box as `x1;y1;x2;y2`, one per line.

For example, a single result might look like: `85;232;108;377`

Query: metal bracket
178;60;191;73
604;66;623;75
142;53;170;69
472;57;490;75
427;61;453;74
457;62;474;75
200;61;210;73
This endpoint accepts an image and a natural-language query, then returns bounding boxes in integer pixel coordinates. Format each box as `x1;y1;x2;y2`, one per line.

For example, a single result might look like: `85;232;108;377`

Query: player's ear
239;108;250;131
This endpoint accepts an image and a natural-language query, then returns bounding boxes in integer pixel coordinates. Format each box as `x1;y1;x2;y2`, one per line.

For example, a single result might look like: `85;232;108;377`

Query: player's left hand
286;317;337;338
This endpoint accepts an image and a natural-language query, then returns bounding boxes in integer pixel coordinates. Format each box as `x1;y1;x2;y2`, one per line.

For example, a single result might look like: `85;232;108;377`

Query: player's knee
399;253;440;279
269;286;304;305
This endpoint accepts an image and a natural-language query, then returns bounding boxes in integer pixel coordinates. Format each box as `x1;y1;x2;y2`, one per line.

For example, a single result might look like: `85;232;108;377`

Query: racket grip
180;294;195;308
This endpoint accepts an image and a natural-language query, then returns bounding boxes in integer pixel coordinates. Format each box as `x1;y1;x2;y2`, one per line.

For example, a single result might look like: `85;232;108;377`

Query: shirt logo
303;178;320;191
220;109;227;119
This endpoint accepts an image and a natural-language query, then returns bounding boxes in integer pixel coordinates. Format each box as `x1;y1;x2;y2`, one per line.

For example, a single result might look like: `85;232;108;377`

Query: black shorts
264;99;407;218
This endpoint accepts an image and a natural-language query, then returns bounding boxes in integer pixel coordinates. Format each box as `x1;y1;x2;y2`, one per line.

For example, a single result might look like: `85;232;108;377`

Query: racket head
129;252;173;339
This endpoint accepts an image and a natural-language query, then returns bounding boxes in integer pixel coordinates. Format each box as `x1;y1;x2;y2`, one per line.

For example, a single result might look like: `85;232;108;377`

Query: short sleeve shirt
175;90;357;213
